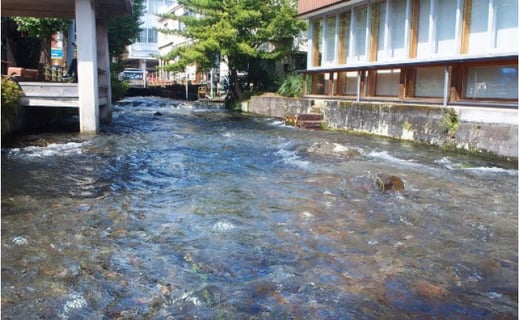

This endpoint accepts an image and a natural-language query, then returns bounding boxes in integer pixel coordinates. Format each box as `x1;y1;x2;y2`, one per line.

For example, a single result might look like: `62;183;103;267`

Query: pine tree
159;0;307;105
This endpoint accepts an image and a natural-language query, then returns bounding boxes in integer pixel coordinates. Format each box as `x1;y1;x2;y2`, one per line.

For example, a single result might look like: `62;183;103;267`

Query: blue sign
51;48;63;58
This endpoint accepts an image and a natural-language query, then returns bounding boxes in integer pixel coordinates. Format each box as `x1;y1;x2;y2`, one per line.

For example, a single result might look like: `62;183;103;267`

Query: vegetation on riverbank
1;77;22;136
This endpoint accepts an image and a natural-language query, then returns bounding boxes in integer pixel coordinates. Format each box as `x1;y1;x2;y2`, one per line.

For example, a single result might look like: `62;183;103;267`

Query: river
1;97;517;319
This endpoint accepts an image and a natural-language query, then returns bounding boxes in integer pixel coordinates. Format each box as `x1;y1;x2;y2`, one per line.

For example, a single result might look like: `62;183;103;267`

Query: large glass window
465;65;518;99
378;0;408;60
467;0;489;53
148;29;158;43
417;0;459;57
494;0;518;51
375;69;399;96
416;0;431;57
340;71;358;95
389;0;408;59
138;29;147;43
338;11;351;64
434;0;457;54
468;0;518;53
376;2;387;60
414;66;444;97
324;15;337;65
350;5;368;62
311;19;323;67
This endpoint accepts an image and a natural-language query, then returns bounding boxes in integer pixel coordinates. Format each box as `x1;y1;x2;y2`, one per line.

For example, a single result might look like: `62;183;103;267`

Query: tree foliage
108;0;145;64
159;0;307;103
13;17;70;66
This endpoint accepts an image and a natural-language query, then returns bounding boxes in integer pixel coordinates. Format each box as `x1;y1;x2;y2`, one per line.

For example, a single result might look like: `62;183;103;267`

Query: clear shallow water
2;97;517;319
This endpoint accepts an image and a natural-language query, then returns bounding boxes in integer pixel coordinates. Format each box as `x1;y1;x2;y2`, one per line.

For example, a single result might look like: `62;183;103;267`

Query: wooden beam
460;0;472;54
399;68;406;99
369;3;379;62
312;20;321;67
409;0;419;58
302;73;308;96
328;72;334;96
337;71;345;96
338;12;349;64
311;73;319;94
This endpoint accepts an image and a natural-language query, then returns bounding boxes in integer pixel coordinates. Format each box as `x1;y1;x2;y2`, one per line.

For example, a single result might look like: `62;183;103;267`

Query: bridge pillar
97;16;112;124
75;0;99;132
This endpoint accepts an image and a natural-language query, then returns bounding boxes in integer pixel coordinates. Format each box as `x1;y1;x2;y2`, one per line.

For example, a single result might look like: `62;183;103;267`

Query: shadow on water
1;96;517;319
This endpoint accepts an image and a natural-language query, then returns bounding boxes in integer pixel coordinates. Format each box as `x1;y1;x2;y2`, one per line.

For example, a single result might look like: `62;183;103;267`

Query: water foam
8;142;85;158
275;148;310;169
212;220;236;232
436;157;517;175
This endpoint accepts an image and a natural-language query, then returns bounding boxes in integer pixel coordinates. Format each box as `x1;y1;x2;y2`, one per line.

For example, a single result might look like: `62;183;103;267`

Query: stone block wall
248;95;518;159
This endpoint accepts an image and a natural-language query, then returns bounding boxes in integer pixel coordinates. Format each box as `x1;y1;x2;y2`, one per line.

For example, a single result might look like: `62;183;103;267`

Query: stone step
296;113;323;121
285;113;324;129
296;120;323;129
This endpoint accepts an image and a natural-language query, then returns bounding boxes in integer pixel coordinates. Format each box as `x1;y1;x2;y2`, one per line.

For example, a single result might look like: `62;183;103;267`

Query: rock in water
375;174;404;192
307;141;360;159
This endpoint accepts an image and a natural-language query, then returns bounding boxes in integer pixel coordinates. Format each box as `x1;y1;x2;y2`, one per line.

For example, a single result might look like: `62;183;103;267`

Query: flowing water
1;97;517;319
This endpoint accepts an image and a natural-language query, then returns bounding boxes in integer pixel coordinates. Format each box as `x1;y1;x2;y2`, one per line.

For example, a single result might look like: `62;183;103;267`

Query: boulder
375;174;404;192
307;141;361;159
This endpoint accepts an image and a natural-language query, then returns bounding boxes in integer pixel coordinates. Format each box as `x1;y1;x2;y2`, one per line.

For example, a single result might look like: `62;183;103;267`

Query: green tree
13;17;70;71
14;17;70;72
159;0;307;106
108;0;145;66
106;0;144;101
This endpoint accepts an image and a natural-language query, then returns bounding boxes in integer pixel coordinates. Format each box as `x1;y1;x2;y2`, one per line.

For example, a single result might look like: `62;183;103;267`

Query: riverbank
244;95;518;160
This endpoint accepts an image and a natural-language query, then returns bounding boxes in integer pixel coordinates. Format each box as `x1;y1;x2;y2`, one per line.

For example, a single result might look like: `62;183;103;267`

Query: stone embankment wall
245;95;518;159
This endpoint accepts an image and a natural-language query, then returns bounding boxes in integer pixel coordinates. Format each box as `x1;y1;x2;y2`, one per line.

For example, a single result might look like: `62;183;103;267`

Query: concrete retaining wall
247;95;518;159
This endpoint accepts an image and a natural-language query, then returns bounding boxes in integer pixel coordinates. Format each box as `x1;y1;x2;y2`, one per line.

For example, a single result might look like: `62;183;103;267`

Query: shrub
1;77;22;136
111;77;129;102
441;108;459;138
277;74;303;98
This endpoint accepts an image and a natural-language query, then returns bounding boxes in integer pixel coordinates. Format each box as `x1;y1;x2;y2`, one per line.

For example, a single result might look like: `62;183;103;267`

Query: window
493;0;518;51
350;5;368;62
416;0;460;57
414;66;444;97
376;1;387;60
388;0;408;59
465;0;518;54
311;19;323;67
138;29;147;43
311;73;326;94
465;64;518;99
340;71;358;95
338;11;351;64
375;69;400;96
467;0;489;53
136;28;158;44
148;29;157;43
324;15;337;65
148;0;163;14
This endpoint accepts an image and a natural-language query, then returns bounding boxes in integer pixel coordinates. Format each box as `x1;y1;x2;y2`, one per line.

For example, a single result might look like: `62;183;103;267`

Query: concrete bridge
2;0;132;132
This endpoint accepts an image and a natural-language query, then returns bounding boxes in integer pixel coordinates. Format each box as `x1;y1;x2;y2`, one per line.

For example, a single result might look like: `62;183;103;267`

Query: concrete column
96;16;112;124
75;0;99;132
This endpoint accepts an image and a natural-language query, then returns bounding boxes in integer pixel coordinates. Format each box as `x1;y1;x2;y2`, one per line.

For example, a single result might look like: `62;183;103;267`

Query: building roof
1;0;132;18
298;0;347;17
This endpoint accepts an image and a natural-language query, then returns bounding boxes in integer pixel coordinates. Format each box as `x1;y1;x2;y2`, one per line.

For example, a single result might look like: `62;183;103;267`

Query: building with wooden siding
298;0;518;108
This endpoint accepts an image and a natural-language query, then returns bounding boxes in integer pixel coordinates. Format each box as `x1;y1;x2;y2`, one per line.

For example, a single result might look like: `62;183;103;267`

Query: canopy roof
2;0;132;18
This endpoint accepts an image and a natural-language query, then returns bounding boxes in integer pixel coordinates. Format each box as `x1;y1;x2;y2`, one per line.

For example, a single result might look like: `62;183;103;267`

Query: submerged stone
307;141;361;158
375;174;405;192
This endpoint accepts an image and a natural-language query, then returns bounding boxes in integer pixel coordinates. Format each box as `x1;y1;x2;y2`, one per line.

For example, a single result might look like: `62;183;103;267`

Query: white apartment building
126;0;174;71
